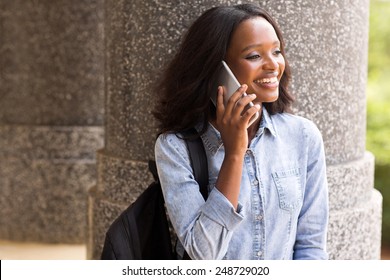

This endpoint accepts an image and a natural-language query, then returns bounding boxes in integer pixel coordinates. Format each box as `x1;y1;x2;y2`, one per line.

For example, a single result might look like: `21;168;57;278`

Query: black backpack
100;129;208;260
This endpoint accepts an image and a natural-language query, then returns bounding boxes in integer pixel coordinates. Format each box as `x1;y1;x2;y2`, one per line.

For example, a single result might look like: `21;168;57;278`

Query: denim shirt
155;108;329;260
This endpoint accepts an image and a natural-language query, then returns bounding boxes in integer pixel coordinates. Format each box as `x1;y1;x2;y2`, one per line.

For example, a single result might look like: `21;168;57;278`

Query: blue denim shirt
155;108;329;260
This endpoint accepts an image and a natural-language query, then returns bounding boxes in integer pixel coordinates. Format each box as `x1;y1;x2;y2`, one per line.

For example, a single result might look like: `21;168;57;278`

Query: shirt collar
197;106;277;156
258;106;276;137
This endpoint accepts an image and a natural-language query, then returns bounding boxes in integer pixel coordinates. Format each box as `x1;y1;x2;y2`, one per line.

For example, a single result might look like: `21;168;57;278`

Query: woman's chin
255;94;279;104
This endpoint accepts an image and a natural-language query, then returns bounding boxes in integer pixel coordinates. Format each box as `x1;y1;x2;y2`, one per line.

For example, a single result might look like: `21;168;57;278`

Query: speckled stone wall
87;0;381;259
0;0;105;243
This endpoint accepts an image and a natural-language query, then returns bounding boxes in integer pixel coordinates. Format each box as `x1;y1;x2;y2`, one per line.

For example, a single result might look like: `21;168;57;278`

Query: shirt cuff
200;187;244;231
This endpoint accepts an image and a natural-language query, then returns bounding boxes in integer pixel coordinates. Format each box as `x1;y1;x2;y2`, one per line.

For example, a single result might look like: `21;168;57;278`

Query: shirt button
256;215;263;221
257;251;263;257
252;180;258;186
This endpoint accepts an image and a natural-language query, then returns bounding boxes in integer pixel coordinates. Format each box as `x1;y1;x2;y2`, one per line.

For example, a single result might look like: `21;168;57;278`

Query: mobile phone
211;60;259;127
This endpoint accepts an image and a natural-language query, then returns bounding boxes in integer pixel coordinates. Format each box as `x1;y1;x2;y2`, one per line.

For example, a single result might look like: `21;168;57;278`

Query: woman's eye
274;49;282;55
246;54;260;60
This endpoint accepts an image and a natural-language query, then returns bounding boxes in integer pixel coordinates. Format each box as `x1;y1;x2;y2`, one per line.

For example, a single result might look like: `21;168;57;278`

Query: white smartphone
211;60;259;127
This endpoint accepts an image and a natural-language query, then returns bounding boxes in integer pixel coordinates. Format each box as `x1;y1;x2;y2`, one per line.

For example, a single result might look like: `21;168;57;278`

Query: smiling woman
152;3;329;260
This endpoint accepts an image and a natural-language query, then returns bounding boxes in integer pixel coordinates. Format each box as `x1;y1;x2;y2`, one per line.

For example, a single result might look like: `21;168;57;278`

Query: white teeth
255;77;278;84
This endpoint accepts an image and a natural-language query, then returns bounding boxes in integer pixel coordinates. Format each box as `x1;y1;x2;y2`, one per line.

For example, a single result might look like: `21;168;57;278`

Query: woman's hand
215;84;261;156
214;84;261;209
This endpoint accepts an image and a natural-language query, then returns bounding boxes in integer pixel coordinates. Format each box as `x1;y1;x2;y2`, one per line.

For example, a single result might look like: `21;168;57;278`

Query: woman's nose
263;55;278;70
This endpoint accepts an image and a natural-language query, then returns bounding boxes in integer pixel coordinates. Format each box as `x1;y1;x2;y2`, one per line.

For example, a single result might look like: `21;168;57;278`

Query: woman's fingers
216;84;260;128
241;102;261;125
230;92;259;124
216;86;225;117
224;84;248;115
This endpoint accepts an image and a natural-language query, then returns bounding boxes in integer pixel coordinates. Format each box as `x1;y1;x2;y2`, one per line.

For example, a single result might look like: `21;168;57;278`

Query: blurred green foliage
367;0;390;246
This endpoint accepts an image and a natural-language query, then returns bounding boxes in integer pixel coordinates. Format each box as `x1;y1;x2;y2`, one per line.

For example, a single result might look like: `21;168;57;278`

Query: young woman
153;4;329;260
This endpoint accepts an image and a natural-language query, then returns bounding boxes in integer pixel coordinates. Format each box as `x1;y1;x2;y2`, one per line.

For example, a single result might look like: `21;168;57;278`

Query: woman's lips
254;76;279;89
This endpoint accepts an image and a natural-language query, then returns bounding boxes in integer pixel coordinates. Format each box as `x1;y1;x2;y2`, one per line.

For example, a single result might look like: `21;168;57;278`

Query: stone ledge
327;152;375;211
0;160;97;243
0;125;104;243
327;189;382;260
0;125;104;160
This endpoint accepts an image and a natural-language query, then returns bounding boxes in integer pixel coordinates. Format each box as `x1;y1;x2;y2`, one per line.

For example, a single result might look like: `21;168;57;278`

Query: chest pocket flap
272;167;302;211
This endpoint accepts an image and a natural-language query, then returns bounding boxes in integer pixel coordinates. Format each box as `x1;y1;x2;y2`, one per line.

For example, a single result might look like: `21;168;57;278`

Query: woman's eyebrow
241;40;280;53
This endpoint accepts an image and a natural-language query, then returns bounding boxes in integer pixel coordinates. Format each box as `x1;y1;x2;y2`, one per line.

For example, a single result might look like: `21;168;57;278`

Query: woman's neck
247;112;262;144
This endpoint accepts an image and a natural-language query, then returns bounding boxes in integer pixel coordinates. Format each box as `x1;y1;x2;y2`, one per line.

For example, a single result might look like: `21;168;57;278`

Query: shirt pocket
272;167;302;211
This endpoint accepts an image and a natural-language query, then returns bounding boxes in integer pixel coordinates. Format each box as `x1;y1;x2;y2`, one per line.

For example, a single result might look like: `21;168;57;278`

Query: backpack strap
182;128;209;200
181;128;208;260
149;128;208;198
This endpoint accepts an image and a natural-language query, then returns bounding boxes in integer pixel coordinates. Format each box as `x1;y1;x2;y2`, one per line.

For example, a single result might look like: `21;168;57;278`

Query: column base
328;189;382;259
0;125;103;243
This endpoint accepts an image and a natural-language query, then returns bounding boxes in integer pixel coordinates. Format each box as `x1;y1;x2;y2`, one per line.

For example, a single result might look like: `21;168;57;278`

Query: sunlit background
366;0;390;256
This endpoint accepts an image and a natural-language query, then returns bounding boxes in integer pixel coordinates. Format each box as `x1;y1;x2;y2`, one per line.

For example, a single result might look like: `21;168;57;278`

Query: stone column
88;0;381;259
0;0;105;243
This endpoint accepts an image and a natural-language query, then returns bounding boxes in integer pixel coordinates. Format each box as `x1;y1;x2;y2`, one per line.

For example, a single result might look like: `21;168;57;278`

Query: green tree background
367;0;390;246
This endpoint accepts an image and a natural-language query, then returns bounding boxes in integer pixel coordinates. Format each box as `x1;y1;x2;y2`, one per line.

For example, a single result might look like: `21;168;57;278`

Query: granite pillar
88;0;381;259
0;0;105;243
